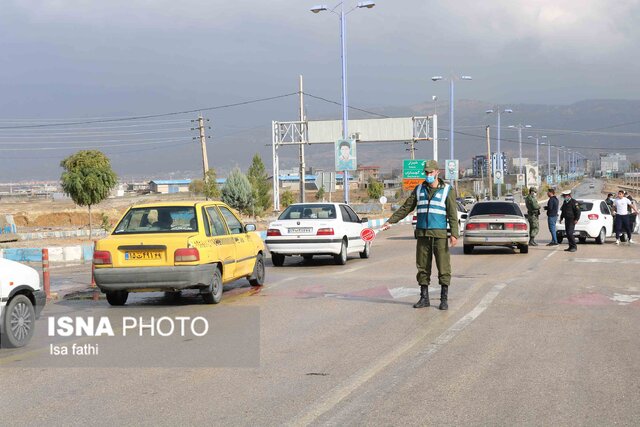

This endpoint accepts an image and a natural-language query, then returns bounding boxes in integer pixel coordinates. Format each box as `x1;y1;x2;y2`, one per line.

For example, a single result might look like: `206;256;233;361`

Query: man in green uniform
382;160;459;310
524;186;540;246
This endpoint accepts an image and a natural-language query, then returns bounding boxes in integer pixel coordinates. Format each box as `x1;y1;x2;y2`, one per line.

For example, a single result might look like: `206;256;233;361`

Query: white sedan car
265;203;370;266
1;258;46;348
556;198;614;244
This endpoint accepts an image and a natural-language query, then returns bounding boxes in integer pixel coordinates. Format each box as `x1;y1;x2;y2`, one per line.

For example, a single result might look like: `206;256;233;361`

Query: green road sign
402;159;426;179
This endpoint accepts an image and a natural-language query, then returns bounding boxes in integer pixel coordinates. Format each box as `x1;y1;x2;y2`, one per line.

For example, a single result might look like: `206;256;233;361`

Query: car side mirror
244;223;256;232
360;217;369;223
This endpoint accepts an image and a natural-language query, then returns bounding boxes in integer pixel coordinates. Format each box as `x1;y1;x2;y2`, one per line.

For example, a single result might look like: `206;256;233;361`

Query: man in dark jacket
559;189;581;252
544;188;559;246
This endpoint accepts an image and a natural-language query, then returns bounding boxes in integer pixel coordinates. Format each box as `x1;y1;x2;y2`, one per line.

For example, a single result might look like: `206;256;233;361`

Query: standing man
605;193;615;210
524;187;541;246
382;160;459;310
559;189;581;252
613;190;638;244
544;188;559;246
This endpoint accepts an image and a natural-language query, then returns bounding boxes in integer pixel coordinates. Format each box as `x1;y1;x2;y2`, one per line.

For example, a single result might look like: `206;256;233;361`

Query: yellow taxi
93;201;265;306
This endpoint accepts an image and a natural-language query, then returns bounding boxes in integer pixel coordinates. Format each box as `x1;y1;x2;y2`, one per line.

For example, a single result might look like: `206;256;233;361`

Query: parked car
463;196;476;205
0;258;46;348
93;201;265;306
504;194;515;202
412;201;468;237
556;199;614;244
463;201;529;254
265;203;370;266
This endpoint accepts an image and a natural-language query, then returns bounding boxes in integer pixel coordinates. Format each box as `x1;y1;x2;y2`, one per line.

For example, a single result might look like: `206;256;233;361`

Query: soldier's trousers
416;236;451;286
529;215;539;238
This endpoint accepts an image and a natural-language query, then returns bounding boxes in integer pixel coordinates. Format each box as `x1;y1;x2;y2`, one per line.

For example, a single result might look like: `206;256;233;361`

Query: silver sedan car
463;201;530;254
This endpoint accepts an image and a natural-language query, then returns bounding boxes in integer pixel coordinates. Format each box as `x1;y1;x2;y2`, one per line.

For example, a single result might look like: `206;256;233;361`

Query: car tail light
465;223;488;230
317;228;335;236
267;229;281;236
93;250;112;265
174;248;200;262
588;214;599;220
504;223;527;230
412;215;417;221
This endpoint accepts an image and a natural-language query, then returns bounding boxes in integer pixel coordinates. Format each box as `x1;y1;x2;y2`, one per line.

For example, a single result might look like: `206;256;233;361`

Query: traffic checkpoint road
1;194;639;425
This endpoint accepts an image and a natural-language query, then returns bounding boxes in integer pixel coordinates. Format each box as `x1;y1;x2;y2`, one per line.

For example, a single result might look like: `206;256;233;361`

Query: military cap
424;160;439;172
561;189;572;195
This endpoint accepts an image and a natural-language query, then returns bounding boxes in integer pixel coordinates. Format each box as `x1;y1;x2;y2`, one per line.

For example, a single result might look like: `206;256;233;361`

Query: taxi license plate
125;251;162;260
288;227;313;234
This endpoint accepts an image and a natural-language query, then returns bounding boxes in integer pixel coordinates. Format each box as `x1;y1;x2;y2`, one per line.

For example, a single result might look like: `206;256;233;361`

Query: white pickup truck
0;258;46;348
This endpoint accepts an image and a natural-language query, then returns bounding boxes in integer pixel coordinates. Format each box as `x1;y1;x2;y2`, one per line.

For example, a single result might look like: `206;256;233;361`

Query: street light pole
486;107;512;198
509;124;532;176
311;1;375;204
432;75;471;166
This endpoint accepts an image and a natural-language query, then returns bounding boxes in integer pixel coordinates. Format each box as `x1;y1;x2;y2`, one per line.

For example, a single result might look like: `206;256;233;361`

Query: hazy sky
1;0;639;180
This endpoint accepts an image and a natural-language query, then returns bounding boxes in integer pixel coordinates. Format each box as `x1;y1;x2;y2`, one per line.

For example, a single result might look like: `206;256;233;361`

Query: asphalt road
1;180;639;426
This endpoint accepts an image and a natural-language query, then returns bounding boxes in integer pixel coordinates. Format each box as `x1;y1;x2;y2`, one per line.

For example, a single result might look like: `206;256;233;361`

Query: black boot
413;285;430;308
529;238;538;246
439;285;449;310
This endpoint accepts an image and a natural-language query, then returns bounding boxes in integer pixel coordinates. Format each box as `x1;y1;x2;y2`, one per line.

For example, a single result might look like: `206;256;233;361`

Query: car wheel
463;245;474;254
595;227;606;244
2;295;35;348
249;254;266;286
359;242;371;259
556;232;564;244
334;239;348;265
519;244;529;254
271;253;285;267
106;290;129;306
202;267;223;304
578;236;587;244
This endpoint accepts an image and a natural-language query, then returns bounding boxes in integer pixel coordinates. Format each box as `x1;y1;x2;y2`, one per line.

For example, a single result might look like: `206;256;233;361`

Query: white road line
291;282;509;426
544;249;558;261
573;258;640;264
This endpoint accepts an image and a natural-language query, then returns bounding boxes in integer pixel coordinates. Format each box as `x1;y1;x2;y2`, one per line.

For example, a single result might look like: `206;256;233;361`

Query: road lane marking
291;282;509;426
572;258;640;264
543;248;559;261
611;293;640;305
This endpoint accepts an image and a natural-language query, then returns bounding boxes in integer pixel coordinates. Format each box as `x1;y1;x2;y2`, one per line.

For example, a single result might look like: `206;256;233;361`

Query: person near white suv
613;190;638;244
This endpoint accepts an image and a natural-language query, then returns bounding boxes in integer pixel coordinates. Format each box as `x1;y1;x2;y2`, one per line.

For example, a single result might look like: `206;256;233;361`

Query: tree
280;189;295;209
189;179;205;195
221;167;254;215
203;168;221;200
367;177;384;200
60;150;118;238
316;186;326;201
247;154;271;215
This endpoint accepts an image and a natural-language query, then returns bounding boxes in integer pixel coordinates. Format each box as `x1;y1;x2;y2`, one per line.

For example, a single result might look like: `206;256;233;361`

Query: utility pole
197;115;210;181
299;75;306;203
406;140;417;160
486;125;493;200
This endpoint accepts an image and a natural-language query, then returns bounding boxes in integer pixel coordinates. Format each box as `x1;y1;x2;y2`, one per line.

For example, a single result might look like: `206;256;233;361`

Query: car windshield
469;202;522;217
576;201;593;212
113;206;197;234
279;204;337;220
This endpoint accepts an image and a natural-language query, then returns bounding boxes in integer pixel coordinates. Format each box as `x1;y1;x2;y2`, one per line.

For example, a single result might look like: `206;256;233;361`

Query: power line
0;92;298;130
303;92;390;118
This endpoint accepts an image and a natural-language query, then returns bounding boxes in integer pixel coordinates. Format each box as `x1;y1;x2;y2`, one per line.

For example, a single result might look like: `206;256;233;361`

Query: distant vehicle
556;199;613;244
265;203;370;266
463;196;476;205
412;201;468;238
94;201;265;306
589;183;595;189
463;201;529;254
0;258;46;348
504;194;515;202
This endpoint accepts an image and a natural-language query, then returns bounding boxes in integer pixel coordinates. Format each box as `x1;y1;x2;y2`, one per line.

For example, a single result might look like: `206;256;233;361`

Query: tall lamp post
508;124;532;175
311;1;375;203
528;135;540;169
541;136;551;180
431;75;472;166
486;108;512;198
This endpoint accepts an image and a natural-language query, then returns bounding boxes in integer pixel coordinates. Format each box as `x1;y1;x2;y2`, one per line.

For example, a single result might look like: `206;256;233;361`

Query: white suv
0;258;46;348
556;199;614;244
